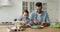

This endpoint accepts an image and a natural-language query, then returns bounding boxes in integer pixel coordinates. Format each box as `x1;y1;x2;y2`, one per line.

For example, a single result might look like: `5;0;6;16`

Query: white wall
0;0;22;22
47;0;59;22
59;0;60;22
0;0;59;22
0;0;47;22
22;0;47;3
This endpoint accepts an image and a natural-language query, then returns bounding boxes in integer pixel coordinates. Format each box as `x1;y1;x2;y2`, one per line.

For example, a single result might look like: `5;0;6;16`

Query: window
42;3;47;11
22;1;47;13
22;1;35;13
30;2;35;12
22;1;28;11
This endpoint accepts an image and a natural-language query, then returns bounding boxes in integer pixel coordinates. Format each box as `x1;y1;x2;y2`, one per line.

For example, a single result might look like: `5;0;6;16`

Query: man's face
36;6;42;13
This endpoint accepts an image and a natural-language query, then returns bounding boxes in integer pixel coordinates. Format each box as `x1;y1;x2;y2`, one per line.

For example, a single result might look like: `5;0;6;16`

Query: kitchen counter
10;27;60;32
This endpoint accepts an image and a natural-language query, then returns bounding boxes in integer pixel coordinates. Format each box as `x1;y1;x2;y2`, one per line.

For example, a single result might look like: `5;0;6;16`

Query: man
30;2;50;27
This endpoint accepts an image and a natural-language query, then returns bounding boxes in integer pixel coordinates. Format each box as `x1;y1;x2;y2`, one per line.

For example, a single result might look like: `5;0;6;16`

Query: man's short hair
35;2;42;7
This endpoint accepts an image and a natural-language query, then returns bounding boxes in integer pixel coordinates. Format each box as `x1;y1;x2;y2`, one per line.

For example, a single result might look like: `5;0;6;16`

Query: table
10;27;60;32
0;26;8;32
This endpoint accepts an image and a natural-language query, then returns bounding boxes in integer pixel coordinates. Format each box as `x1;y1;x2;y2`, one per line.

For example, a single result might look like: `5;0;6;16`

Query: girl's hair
22;9;29;14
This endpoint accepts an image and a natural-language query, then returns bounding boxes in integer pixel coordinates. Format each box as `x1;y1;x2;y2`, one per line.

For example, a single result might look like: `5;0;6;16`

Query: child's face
23;12;28;18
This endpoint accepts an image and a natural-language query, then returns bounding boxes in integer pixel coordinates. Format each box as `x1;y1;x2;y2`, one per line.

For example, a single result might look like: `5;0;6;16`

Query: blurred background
0;0;60;32
0;0;59;25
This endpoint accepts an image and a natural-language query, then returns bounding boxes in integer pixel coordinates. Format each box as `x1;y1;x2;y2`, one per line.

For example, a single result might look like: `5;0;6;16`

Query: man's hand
26;24;31;27
33;20;40;24
41;22;50;27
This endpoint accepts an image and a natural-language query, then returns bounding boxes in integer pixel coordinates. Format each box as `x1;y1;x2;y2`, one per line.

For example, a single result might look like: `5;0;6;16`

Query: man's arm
29;12;34;21
41;12;50;27
45;13;50;23
30;11;40;25
42;13;50;27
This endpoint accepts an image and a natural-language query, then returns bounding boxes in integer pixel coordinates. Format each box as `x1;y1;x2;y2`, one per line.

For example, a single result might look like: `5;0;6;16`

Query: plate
31;25;44;29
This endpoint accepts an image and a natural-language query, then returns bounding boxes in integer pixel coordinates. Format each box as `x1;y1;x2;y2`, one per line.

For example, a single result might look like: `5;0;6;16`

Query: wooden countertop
10;27;60;32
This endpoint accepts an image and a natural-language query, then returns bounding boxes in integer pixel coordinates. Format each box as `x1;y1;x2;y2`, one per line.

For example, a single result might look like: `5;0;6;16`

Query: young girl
18;10;31;27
